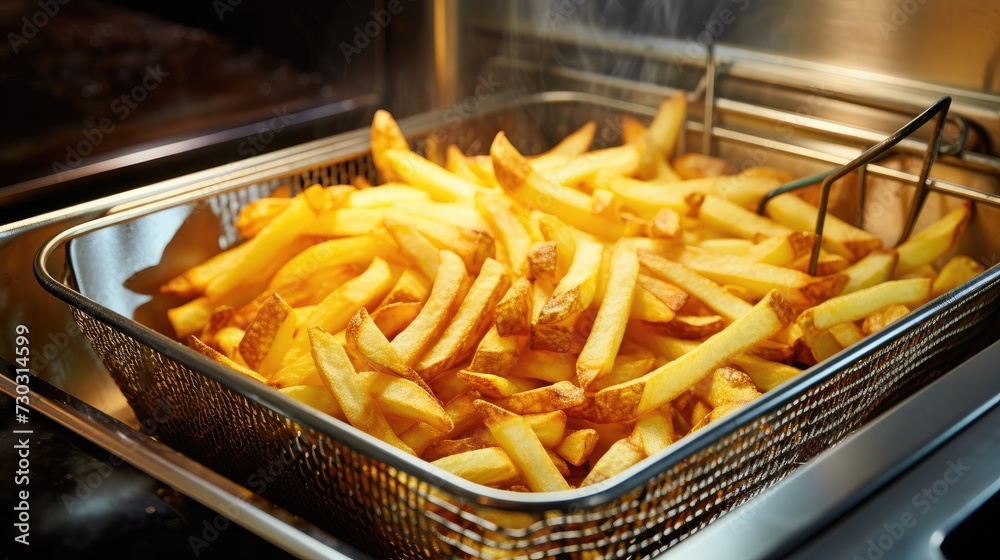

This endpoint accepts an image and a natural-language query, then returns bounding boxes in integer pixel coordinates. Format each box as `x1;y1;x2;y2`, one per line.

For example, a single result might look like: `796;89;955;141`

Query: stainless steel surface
668;335;1000;559
0;363;367;560
33;89;1000;558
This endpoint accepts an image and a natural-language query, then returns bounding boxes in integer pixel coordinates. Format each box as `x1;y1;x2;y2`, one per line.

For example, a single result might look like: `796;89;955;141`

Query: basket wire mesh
37;93;1000;559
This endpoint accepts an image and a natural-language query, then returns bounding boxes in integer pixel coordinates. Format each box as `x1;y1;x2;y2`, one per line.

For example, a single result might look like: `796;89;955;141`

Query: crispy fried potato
310;327;414;455
278;385;346;420
474;400;571;492
491;380;584;414
895;206;971;276
189;335;270;385
577;244;639;388
801;278;930;331
571;290;792;423
345;308;434;396
468;326;523;376
206;186;323;299
385;149;484;202
238;293;297;377
555;429;600;466
639;252;752;323
392;250;469;364
416;259;510;377
538;238;603;324
371;110;410;183
766;194;883;260
431;447;520;486
400;391;481;456
580;438;645;487
932;255;984;298
495;278;533;337
356;371;451;432
474;410;567;449
491;132;626;240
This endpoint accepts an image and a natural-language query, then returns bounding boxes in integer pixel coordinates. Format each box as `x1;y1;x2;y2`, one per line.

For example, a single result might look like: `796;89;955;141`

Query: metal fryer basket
35;91;1000;559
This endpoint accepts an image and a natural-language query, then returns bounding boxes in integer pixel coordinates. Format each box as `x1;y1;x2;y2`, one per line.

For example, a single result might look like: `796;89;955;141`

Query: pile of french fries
162;93;980;493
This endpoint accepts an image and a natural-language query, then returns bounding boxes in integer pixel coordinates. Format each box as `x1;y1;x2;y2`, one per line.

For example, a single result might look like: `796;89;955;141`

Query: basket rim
32;90;1000;512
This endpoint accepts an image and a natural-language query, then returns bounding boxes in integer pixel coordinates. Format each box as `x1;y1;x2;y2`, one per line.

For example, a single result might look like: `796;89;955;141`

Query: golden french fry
692;367;761;408
572;290;792;423
580;438;645;487
620;115;647;144
491;380;584;414
474;192;534;277
673;248;848;307
648;314;726;340
629;407;675;457
690;400;747;433
555;429;600;467
630;287;678;323
267;233;398;292
271;352;322;388
371;109;410;183
528;241;558;281
161;242;253;298
400;391;481;456
283;257;397;365
536;121;596;159
802;277;931;331
506;349;576;383
577;244;639;388
468;326;523;376
538;238;603;324
491;132;626;240
743;232;818;266
766;194;883;260
590;172;689;219
206;186;323;299
416;259;510;377
379;268;431;307
829;322;865;348
392;250;469;364
495;278;533;337
589;352;658;391
423;436;493;462
309;327;414;455
384;218;441;279
344;183;430;208
238;293;297;377
638;252;752;323
932;255;984;298
385;149;484;202
430;447;520;486
546;145;641;186
895;206;971;276
862;304;911;336
236;197;293;239
473;410;567;448
474;400;571;492
695;195;793;241
457;370;539;398
368;301;422;340
384;210;495;274
356;371;451;432
445;145;491;187
840;249;899;295
345;308;435;396
189;335;270;385
278;385;346;421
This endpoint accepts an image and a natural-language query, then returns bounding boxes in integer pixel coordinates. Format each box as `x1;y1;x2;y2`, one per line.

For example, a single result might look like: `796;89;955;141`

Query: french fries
162;103;986;494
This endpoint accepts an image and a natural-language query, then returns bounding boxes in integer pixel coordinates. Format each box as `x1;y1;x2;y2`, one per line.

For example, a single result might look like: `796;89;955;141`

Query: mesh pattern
62;98;1000;559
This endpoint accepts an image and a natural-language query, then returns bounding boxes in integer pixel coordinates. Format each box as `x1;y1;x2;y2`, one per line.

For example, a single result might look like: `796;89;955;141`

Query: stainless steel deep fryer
33;83;1000;558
